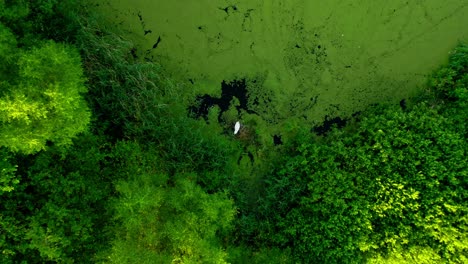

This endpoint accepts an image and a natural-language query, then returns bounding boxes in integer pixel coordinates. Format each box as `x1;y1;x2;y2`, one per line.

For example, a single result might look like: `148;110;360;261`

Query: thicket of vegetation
0;1;467;263
239;54;468;263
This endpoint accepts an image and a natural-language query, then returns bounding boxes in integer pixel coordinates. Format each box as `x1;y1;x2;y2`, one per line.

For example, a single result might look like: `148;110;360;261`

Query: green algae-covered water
94;0;468;145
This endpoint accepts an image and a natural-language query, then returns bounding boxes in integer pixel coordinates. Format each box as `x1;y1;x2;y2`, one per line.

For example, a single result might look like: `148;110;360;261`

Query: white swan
234;121;241;134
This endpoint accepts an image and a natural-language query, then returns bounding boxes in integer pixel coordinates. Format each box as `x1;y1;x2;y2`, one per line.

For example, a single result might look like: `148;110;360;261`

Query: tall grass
74;13;236;174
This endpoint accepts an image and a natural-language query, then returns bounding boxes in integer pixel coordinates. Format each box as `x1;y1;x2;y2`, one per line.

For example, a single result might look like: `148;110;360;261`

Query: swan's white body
234;121;241;134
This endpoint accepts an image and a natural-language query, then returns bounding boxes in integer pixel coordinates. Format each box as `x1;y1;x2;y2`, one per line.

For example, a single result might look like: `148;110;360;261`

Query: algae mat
95;0;468;138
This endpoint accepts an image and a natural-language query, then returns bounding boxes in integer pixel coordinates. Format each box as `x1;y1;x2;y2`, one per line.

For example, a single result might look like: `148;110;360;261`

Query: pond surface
94;0;468;143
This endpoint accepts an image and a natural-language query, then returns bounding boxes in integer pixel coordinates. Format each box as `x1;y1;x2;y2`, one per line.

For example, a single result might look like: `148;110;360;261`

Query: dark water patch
219;5;238;14
105;122;125;141
219;6;229;13
136;11;154;37
247;152;254;164
312;115;348;135
189;94;221;121
130;47;137;59
152;36;162;49
188;78;257;122
400;99;407;110
222;79;256;115
273;135;283;145
352;111;362;119
137;11;147;29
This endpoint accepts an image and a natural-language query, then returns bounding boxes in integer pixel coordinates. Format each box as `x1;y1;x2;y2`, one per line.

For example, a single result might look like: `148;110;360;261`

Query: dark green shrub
429;44;468;102
0;0;82;46
0;134;115;263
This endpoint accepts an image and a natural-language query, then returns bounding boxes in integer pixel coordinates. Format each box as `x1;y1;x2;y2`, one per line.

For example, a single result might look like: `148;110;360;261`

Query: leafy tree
0;133;116;263
0;4;96;262
0;39;90;154
107;166;236;263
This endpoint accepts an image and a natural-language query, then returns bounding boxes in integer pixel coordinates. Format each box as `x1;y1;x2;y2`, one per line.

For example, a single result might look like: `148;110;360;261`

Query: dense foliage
108;164;235;263
0;1;467;263
239;45;468;263
2;1;236;262
0;9;90;154
0;40;90;154
0;134;115;262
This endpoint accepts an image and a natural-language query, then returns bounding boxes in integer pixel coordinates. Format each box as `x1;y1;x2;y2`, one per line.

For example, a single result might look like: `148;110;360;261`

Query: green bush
0;25;90;154
0;134;115;263
0;0;82;46
107;168;236;263
251;45;468;263
429;44;468;102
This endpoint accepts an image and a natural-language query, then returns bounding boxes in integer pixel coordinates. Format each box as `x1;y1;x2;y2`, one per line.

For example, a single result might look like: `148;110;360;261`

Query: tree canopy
108;170;236;263
0;37;90;154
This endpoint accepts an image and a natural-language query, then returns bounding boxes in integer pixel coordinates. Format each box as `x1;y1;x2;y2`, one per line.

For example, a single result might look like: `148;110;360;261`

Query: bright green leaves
0;40;90;154
18;41;86;93
1;14;90;155
105;140;236;262
109;172;236;263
